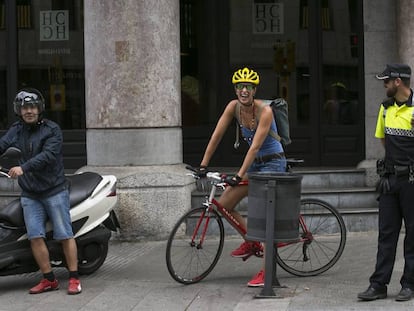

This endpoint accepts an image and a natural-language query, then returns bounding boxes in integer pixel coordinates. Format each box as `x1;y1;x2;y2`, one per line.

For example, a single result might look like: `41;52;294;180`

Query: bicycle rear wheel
276;198;346;276
166;206;224;284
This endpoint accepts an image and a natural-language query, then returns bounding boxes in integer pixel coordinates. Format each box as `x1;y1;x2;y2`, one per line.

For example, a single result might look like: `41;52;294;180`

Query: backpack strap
234;102;241;149
233;100;283;149
256;101;282;142
234;101;241;123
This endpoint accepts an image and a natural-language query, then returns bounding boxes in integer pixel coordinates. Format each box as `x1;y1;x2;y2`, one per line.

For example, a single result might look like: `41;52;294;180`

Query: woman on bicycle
198;67;287;287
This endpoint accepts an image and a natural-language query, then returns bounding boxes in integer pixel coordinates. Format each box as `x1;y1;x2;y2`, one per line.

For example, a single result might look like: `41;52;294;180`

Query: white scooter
0;147;120;276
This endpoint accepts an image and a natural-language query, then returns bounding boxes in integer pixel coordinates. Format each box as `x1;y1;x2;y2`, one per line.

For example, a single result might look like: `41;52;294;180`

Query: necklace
239;101;256;131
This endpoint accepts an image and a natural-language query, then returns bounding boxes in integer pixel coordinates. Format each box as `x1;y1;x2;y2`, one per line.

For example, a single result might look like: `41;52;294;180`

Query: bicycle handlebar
185;158;305;186
185;165;224;184
206;172;221;181
185;166;249;189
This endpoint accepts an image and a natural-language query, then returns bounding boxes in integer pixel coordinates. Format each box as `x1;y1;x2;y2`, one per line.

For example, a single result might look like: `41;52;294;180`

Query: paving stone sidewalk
0;232;413;311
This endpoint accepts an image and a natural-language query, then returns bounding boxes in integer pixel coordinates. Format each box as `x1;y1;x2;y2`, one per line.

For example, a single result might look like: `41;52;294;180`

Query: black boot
357;286;387;301
396;288;413;302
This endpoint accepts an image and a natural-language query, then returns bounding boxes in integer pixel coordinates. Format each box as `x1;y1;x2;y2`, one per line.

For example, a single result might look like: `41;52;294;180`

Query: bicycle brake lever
186;173;199;179
241;249;263;262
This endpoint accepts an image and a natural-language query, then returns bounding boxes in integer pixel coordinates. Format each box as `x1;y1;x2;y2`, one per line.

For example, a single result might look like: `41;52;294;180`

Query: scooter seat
0;172;103;229
67;172;103;207
0;199;25;228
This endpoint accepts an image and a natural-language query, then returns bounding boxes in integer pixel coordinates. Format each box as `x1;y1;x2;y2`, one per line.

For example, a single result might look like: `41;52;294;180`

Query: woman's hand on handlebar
195;165;208;178
185;165;208;178
223;174;242;187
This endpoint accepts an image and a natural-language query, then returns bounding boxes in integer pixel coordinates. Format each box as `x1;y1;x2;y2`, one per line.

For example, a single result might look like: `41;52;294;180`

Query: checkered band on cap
376;63;411;80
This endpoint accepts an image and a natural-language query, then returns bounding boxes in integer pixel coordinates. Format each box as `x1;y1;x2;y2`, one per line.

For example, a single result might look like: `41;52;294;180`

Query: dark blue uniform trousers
370;175;414;289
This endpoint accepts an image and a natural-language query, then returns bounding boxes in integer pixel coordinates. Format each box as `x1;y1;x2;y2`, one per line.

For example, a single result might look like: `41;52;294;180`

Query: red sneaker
29;279;59;294
247;269;265;287
231;241;263;258
67;278;82;295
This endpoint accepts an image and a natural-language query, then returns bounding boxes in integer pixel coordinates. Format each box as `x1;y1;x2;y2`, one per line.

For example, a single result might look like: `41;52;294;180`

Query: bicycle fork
190;187;218;249
190;205;211;249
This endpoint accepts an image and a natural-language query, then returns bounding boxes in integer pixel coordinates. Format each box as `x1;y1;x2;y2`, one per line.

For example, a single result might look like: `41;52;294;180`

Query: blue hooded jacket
0;119;67;198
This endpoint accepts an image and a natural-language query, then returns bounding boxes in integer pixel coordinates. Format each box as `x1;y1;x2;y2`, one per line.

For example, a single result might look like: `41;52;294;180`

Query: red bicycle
165;164;347;284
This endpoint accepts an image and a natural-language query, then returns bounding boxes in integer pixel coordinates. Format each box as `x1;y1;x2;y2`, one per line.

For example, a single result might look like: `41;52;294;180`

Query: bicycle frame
166;167;346;284
196;177;313;252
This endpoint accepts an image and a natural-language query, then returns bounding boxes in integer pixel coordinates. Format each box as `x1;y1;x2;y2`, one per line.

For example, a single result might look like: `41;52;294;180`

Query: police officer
358;64;414;302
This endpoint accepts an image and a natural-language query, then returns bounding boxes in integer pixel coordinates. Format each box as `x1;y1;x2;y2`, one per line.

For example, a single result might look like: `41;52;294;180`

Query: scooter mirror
0;147;22;160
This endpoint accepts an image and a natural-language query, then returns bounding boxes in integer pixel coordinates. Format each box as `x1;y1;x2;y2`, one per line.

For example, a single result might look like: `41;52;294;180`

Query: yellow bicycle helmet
232;67;260;85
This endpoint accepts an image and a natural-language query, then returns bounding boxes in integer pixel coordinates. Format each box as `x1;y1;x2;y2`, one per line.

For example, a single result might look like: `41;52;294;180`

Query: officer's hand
224;175;242;187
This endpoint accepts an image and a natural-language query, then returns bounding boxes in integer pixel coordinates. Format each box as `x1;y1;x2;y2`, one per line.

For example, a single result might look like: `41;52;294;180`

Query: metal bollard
255;180;283;298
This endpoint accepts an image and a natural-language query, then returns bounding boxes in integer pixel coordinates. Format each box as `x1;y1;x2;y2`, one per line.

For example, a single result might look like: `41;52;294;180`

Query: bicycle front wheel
166;206;225;284
276;198;347;277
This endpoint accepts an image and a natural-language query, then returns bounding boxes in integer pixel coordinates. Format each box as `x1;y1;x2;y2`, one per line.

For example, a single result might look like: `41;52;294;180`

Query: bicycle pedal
254;251;263;258
241;254;252;261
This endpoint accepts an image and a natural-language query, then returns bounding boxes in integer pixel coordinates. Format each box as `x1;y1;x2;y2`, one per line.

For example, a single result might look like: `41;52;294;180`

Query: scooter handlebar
0;167;10;178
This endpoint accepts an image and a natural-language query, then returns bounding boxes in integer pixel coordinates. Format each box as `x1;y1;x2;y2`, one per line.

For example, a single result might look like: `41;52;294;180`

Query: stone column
359;0;397;186
83;0;194;240
397;0;414;79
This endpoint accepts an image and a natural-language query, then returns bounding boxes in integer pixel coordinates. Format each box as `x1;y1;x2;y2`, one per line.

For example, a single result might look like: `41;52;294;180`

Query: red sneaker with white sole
29;279;59;294
247;270;265;287
231;241;263;258
67;278;82;295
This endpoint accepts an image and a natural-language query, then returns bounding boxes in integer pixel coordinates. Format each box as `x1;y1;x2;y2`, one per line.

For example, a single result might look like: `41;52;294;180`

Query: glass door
1;0;86;169
1;0;85;130
18;0;85;129
181;0;364;167
319;0;364;165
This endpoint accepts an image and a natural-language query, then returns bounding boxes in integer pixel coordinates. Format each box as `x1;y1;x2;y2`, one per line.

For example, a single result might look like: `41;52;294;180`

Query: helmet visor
14;90;44;115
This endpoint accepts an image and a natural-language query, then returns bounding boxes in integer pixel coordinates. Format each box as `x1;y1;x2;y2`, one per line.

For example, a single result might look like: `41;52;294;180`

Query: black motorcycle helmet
13;88;45;117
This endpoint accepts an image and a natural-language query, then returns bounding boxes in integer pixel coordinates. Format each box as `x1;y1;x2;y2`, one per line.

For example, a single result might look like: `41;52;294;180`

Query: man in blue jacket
0;88;81;295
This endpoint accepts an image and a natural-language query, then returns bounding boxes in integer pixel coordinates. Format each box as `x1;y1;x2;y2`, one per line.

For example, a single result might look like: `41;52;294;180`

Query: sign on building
40;10;69;41
253;3;284;34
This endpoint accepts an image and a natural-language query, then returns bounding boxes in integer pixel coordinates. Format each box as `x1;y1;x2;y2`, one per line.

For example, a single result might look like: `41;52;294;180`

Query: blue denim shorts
248;157;287;174
21;189;74;240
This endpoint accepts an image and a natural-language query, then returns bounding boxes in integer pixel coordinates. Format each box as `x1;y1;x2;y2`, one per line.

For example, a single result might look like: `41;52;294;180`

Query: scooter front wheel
78;241;109;275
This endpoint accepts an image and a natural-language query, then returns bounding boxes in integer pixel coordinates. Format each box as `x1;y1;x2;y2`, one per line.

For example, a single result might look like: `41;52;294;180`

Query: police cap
376;63;411;80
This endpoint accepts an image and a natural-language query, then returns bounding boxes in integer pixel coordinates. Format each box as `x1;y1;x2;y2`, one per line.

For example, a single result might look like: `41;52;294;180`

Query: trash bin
246;172;302;242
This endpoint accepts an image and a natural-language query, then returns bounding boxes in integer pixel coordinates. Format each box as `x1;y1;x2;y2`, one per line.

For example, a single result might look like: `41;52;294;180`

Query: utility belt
254;152;285;164
376;159;414;181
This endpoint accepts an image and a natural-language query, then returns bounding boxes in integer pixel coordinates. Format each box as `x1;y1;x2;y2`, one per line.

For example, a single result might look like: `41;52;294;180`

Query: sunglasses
235;83;255;91
383;78;397;84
